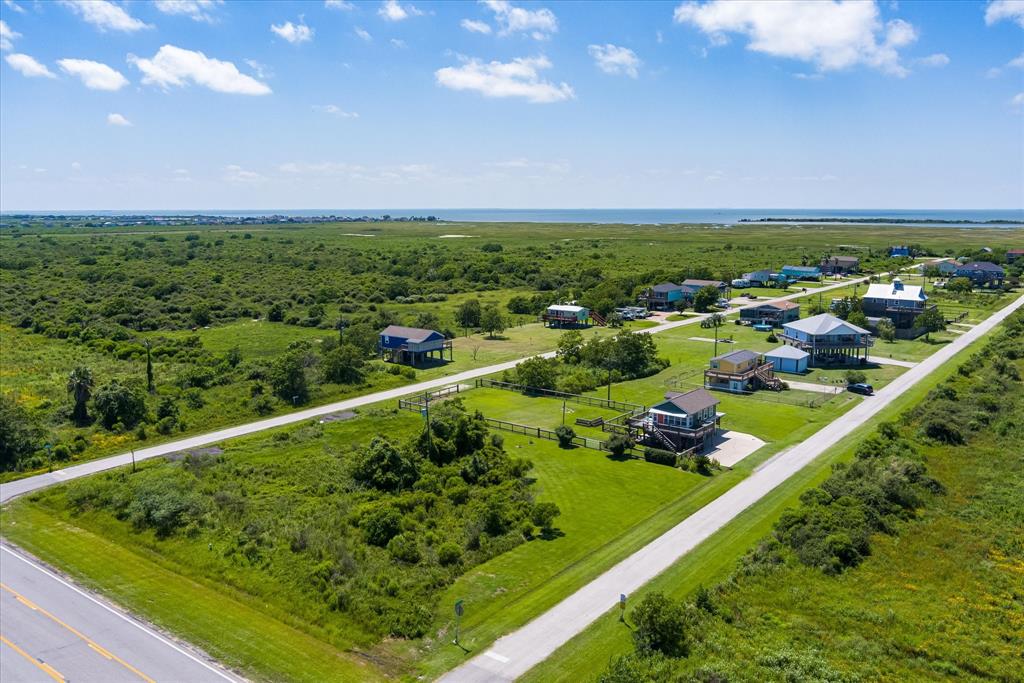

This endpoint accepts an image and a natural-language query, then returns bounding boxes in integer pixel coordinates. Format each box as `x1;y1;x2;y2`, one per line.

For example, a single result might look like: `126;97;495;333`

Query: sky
1;0;1022;211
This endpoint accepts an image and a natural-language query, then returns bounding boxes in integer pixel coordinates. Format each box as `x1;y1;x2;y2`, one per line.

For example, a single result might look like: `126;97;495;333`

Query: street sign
455;599;464;617
619;593;626;609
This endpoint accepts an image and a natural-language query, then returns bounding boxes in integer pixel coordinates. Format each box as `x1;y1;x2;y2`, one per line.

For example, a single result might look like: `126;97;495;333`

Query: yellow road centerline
1;582;155;683
0;633;66;682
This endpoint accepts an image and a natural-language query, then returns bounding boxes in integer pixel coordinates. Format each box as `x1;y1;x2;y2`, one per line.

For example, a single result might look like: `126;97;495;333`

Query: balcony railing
778;333;873;349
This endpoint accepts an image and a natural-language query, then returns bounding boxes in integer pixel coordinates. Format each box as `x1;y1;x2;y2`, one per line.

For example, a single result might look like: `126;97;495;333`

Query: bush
766;332;778;343
554;425;576;448
51;444;71;461
93;380;147;429
643;447;677;467
361;505;403;547
387;533;421;564
606;433;634;458
530;501;561;532
631;592;690;657
844;369;867;385
437;542;463;566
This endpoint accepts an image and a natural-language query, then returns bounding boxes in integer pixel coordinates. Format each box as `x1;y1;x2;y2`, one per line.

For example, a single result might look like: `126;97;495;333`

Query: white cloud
244;59;270;79
485;158;569;174
1010;53;1024;68
482;0;558;40
435;55;574;103
271;20;313;44
390;38;407;48
4;1;26;15
313;104;359;118
379;0;422;21
355;26;372;41
154;0;222;23
588;44;641;78
5;53;55;78
325;0;354;9
985;0;1024;27
673;0;918;76
128;45;272;95
107;112;132;126
1012;92;1024;109
914;53;949;68
59;0;151;32
71;161;82;171
224;164;265;183
0;19;20;51
461;18;492;34
58;58;129;90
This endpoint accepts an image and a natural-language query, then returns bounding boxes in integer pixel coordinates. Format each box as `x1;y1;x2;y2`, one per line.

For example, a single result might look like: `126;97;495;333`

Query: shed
764;345;810;374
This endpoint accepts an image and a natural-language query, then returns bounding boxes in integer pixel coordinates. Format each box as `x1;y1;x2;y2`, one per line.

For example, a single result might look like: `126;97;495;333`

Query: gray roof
764;345;810;360
681;279;726;288
711;349;759;364
958;261;1004;273
783;313;870;336
822;255;860;264
781;265;821;273
661;388;719;414
651;282;681;293
379;325;442;343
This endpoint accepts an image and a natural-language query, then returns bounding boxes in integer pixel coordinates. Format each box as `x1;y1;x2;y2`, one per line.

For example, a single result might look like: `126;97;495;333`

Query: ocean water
8;208;1023;226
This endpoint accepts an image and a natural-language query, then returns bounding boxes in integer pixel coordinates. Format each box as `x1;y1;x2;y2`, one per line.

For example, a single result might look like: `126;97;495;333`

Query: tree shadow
538;527;566;541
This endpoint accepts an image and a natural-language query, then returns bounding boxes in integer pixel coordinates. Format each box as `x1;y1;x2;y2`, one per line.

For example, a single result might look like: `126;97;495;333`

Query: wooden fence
474;378;645;414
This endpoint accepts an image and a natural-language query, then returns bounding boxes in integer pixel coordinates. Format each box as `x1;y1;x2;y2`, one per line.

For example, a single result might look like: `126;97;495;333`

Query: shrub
93;380;147;429
361;505;403;547
606;433;634;458
631;592;690;657
766;332;778;343
387;533;421;564
643;447;677;467
437;542;463;566
845;369;867;385
554;425;576;448
51;444;71;461
530;502;561;533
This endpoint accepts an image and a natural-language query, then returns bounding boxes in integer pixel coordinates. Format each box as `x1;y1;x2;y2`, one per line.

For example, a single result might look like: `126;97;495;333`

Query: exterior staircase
646;419;679;453
754;363;783;391
590;311;607;326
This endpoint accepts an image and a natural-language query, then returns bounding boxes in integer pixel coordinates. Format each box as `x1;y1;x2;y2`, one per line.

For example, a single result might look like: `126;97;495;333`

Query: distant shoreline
740;217;1021;225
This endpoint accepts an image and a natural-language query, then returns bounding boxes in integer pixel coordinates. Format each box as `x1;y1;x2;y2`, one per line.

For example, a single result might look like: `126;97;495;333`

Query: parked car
717;298;730;308
847;383;874;396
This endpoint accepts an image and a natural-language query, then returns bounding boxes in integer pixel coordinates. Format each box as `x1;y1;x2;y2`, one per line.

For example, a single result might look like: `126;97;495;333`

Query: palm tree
67;366;94;425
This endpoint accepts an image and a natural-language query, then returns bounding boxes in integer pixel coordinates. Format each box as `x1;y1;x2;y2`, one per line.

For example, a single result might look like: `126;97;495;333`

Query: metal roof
864;281;927;303
764;345;810;360
379;325;442;343
711;349;760;364
783;313;870;336
658;388;720;414
547;304;587;313
958;262;1005;273
651;282;681;293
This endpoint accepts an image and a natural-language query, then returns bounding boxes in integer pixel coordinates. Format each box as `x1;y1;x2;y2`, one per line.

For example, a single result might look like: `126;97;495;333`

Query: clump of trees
58;399;559;639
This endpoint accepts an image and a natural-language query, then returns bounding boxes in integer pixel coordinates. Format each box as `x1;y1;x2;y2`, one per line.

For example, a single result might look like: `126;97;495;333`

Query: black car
847;382;874;396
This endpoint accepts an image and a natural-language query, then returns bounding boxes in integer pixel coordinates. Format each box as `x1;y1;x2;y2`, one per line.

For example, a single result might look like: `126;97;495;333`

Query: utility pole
130;447;136;473
424;391;433;455
562;400;566;425
714;318;719;357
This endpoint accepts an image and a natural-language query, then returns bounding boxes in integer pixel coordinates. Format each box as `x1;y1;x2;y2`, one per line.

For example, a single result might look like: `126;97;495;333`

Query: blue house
642;282;684;310
379;325;452;366
954;262;1005;287
889;245;911;257
742;269;773;287
764;345;810;374
679;279;729;301
780;313;872;366
780;265;821;281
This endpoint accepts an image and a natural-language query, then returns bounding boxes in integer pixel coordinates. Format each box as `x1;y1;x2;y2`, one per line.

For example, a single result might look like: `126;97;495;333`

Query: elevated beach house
742;269;774;287
889;245;911;257
780;313;872;366
629;389;722;454
780;265;821;281
1007;249;1024;263
954;262;1005;288
680;279;729;301
542;304;592;327
704;349;782;393
379;325;452;366
862;277;935;337
739;300;800;327
820;255;860;275
642;282;685;310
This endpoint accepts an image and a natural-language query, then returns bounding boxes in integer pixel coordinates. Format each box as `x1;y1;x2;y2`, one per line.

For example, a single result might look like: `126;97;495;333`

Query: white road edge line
0;544;241;683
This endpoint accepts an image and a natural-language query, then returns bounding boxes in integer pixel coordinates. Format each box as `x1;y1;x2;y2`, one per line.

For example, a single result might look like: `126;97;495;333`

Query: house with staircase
542;304;605;327
703;349;782;393
629;389;722;454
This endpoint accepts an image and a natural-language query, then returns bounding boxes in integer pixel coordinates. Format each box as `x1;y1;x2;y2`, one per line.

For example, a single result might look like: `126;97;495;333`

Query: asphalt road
439;293;1024;682
0;544;242;683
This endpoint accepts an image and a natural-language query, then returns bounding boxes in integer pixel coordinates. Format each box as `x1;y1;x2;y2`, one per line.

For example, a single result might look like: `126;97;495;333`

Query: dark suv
847;383;874;396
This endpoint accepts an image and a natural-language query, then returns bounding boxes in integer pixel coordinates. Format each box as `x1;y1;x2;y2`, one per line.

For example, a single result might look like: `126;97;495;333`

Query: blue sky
1;0;1022;210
